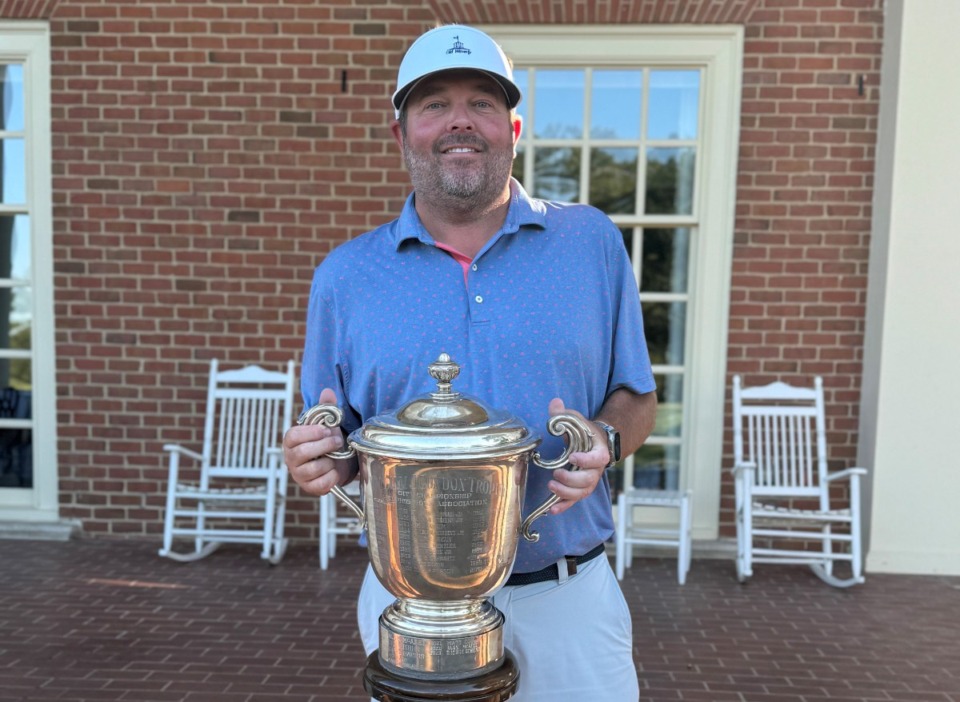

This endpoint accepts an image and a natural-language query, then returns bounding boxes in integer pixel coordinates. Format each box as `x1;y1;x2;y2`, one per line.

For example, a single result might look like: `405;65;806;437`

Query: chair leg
195;501;207;557
262;482;277;562
319;494;331;570
329;503;338;560
736;498;753;583
677;493;691;585
615;497;627;581
159;461;178;559
820;523;834;577
267;491;288;565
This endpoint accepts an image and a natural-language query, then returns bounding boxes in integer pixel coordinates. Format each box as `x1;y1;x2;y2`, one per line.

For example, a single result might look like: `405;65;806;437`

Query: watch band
593;420;621;468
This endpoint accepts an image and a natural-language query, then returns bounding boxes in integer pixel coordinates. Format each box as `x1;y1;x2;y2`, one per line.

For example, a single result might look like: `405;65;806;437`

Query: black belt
504;543;606;587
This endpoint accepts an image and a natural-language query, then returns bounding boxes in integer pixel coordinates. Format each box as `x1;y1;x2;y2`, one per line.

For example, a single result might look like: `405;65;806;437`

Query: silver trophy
300;353;593;697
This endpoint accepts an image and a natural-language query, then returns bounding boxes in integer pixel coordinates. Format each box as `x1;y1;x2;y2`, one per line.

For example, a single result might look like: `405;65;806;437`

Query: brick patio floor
1;539;958;702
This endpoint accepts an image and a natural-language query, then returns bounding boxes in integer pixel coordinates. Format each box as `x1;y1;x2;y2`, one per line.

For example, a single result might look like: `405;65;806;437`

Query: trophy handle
298;403;365;526
520;413;594;542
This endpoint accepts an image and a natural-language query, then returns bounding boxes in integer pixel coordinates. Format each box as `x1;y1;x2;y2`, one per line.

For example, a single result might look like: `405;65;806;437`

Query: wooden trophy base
363;649;520;702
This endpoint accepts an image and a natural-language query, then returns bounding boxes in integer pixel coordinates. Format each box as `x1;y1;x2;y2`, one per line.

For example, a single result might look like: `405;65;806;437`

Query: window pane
0;427;32;488
0;215;31;281
645;147;695;215
621;228;633;258
631;443;680;490
6;287;32;352
589;147;637;214
1;65;24;131
533;70;584;139
1;138;27;205
590;70;641;139
0;266;33;358
641;228;690;293
642;300;686;366
533;147;579;202
0;358;30;394
653;373;683;437
648;70;699;140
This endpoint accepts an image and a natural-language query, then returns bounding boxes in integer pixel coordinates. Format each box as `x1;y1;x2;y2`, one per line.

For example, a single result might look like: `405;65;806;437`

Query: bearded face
401;129;516;211
394;71;519;214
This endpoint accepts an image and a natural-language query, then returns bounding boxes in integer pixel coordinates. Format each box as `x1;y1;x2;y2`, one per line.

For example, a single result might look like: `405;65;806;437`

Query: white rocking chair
732;375;867;588
159;359;295;564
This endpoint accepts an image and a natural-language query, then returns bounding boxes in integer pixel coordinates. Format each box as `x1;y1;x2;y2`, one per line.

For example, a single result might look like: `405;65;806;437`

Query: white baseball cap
392;24;522;119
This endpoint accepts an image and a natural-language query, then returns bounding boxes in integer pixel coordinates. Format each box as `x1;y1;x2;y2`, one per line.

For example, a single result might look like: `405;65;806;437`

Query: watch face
597;421;621;464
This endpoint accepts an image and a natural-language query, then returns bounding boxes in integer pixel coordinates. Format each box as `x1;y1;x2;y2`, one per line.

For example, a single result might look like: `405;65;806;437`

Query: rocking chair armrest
825;467;868;482
163;444;204;463
265;447;282;468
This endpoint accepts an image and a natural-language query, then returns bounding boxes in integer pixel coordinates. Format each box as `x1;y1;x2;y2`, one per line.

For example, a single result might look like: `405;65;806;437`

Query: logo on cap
446;36;472;55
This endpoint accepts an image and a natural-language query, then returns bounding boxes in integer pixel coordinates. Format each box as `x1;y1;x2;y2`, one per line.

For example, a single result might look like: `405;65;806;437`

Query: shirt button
475;295;483;304
472;264;478;271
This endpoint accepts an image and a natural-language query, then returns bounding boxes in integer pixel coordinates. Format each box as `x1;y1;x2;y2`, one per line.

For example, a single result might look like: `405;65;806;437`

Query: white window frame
486;25;742;539
0;22;58;522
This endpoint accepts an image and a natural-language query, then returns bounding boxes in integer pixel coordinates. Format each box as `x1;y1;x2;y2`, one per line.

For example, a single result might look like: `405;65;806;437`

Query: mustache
434;135;487;153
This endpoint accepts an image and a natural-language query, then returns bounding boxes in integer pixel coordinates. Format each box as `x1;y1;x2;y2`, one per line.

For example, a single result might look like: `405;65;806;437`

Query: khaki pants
358;553;639;702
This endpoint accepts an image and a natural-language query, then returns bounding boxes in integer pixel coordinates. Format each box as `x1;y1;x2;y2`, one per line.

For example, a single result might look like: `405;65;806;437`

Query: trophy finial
429;353;460;397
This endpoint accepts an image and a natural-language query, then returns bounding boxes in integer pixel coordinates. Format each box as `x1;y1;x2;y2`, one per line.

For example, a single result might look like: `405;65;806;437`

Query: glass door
0;24;57;521
512;66;699;494
493;26;742;537
0;64;33;491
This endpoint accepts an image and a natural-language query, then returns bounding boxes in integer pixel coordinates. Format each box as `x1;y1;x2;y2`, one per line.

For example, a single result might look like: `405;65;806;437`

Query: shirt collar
391;178;547;251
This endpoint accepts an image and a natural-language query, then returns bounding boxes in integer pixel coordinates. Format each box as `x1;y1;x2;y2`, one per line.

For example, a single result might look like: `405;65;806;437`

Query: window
490;26;743;538
0;22;56;521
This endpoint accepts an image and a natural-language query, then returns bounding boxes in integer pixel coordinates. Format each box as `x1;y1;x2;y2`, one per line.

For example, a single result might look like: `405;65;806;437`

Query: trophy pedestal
364;649;520;702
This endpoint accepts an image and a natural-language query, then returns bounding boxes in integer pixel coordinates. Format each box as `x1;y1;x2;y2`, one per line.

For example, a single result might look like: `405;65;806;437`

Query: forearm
594;387;657;457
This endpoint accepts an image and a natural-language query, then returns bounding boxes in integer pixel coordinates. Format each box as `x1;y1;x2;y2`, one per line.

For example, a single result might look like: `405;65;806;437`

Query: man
284;23;657;701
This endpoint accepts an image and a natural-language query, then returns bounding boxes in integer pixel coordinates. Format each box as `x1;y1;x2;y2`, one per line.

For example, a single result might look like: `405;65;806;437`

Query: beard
402;134;515;213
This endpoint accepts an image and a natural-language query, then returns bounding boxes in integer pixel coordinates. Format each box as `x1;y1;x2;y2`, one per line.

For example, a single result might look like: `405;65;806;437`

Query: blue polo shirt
301;179;655;572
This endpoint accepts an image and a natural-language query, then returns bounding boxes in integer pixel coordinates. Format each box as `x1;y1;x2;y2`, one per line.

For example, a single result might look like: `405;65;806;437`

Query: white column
861;0;960;574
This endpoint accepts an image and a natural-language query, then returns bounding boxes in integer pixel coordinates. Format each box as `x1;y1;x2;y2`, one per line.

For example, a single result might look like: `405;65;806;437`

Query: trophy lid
348;353;541;460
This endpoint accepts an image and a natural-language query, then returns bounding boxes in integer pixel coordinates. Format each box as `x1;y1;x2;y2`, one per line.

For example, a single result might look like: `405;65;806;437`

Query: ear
391;120;404;149
511;114;523;144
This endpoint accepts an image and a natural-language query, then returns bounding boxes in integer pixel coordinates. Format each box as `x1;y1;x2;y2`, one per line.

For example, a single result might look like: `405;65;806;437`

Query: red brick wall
13;0;882;542
723;0;882;533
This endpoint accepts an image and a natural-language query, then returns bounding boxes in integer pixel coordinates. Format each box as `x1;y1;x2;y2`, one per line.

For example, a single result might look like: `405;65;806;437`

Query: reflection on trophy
300;354;593;702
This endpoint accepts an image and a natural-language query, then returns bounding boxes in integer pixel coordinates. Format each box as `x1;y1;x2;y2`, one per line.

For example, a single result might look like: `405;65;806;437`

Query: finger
283;427;344;481
318;387;338;405
546;466;602;513
550;467;600;492
283;423;339;451
567;446;608;470
548;397;565;415
290;456;342;495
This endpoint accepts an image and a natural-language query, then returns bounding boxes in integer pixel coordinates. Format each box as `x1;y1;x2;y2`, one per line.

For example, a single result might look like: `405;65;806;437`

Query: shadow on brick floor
0;540;957;701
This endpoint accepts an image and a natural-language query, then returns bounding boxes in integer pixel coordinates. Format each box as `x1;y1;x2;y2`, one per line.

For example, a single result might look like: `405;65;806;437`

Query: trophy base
364;649;520;702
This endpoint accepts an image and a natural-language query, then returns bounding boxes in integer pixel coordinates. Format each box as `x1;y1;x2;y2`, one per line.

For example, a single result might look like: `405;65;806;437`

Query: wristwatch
593;420;621;468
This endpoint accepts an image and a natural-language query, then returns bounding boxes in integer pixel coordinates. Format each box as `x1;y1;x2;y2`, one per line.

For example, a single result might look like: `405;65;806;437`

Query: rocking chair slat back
208;376;290;475
734;378;826;497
